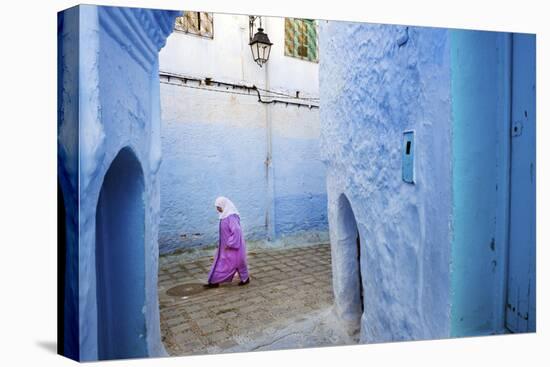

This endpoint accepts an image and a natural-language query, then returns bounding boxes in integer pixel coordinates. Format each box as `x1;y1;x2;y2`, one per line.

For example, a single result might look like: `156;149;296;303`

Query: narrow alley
158;244;356;355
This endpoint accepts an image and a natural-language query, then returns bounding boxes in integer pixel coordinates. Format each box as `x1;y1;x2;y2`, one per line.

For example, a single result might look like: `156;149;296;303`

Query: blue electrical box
402;130;415;184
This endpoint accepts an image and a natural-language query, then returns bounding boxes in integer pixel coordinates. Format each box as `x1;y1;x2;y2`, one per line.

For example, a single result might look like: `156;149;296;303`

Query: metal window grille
174;12;214;39
284;18;318;62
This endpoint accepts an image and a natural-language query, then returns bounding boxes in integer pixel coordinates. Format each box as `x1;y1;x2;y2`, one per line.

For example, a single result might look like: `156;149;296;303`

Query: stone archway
95;147;147;360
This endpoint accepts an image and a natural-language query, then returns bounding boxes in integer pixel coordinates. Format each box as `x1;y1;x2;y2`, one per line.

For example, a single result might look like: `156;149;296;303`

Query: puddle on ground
166;283;206;297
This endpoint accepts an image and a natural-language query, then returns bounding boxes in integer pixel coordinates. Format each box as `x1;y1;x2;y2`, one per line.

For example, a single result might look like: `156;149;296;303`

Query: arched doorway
333;193;364;333
95;147;147;360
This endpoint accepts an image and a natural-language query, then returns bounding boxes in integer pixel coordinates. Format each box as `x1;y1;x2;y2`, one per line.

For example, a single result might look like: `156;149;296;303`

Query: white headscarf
215;196;240;220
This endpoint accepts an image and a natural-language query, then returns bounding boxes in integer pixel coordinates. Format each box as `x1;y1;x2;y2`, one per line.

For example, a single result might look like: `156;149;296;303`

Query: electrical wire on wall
159;71;320;109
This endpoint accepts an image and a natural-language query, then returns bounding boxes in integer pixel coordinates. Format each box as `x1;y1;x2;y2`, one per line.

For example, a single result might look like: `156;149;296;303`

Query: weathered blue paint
449;30;512;337
159;120;268;254
321;20;536;342
506;33;536;333
158;87;328;254
57;5;178;361
273;193;327;234
320;22;454;342
272;133;328;237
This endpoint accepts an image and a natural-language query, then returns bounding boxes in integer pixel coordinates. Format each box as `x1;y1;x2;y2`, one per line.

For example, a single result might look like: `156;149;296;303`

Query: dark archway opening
336;194;364;328
95;147;147;360
57;180;66;355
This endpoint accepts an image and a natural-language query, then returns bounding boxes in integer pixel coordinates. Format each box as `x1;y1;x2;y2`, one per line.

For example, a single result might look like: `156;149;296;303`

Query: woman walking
204;196;250;288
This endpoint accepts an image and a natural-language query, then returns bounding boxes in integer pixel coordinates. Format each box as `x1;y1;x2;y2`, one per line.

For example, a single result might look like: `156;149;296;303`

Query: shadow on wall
95;147;147;360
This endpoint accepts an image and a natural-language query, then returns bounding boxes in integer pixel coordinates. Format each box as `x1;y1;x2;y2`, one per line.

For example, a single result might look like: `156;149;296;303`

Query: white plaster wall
160;13;318;96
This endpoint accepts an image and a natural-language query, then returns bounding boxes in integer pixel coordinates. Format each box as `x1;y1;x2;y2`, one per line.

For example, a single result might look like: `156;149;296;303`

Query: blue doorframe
505;33;536;333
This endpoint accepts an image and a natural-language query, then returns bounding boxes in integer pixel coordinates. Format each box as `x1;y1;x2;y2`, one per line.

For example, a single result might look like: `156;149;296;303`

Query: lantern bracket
249;16;261;42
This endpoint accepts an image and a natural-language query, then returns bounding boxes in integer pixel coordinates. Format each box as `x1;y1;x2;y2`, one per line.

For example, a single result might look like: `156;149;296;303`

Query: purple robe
207;214;249;284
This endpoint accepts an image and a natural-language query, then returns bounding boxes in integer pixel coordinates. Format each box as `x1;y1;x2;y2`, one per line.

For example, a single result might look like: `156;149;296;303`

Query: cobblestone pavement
158;243;352;356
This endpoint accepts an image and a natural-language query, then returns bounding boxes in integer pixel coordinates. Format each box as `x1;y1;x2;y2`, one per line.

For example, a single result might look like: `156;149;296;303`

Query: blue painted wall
505;34;536;333
449;30;511;337
58;5;178;361
320;22;454;342
271;105;328;238
320;21;536;342
158;85;328;254
159;117;268;254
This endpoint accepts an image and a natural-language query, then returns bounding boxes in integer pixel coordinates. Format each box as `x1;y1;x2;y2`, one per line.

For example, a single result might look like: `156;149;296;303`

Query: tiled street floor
158;243;353;356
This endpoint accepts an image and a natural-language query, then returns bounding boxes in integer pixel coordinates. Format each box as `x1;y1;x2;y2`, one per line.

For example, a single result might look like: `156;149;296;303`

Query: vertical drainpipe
264;18;276;242
240;22;246;83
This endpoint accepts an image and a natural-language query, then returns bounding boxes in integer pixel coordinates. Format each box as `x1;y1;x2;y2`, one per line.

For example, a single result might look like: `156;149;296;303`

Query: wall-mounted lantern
249;16;273;67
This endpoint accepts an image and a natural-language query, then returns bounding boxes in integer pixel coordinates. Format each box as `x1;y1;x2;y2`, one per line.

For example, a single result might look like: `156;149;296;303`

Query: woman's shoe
238;277;250;286
203;283;219;289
